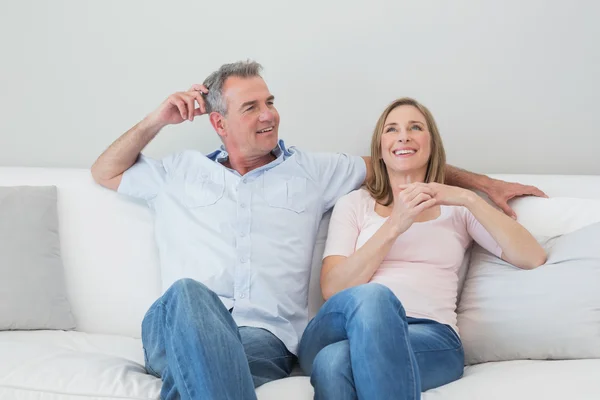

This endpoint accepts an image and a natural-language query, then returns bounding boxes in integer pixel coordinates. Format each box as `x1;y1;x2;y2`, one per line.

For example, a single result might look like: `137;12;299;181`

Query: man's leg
141;278;257;400
298;283;420;400
239;327;296;388
407;318;464;391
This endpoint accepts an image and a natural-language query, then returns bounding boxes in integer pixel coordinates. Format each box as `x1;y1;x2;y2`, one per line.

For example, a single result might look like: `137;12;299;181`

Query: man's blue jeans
141;278;296;400
298;283;464;400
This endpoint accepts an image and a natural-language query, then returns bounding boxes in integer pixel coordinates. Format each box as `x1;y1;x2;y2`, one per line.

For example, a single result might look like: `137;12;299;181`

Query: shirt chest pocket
182;169;225;207
263;175;307;213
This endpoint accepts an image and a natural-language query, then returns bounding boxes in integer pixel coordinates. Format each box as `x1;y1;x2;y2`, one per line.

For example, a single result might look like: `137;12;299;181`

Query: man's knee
311;341;352;385
164;278;219;305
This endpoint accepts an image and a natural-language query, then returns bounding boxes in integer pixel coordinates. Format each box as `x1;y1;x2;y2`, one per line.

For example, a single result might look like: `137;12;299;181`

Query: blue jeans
298;283;464;400
142;278;296;400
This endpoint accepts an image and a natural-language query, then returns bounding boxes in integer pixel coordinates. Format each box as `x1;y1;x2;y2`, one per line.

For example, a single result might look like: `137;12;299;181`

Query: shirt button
242;178;247;184
240;257;248;263
240;203;246;208
240;232;246;237
240;294;246;299
201;173;209;179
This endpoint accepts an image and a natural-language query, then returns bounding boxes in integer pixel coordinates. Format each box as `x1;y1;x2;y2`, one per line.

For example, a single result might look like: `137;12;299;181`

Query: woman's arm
462;191;547;269
321;185;437;300
321;218;399;300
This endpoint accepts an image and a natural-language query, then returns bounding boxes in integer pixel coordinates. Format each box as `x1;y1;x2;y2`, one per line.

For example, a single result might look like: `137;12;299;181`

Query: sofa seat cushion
257;359;600;400
0;330;160;399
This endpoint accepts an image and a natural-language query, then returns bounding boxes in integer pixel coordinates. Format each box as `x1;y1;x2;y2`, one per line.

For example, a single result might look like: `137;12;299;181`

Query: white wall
0;0;598;174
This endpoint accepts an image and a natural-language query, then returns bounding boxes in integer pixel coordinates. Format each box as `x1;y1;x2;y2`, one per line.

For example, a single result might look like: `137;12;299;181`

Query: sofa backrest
1;167;600;338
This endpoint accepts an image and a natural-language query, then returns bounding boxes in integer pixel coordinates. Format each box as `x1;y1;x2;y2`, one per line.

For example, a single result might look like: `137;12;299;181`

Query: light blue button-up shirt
118;140;366;354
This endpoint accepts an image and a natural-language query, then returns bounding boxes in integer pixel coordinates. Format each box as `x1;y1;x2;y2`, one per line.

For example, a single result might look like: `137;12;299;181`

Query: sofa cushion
0;168;162;338
0;186;75;330
256;360;600;400
0;330;160;399
458;219;600;364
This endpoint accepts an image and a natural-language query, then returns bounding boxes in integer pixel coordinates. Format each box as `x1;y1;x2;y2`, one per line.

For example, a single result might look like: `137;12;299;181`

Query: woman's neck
388;170;426;189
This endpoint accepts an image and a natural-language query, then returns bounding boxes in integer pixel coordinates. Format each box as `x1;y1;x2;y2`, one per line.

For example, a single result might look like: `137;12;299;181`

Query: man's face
218;76;280;158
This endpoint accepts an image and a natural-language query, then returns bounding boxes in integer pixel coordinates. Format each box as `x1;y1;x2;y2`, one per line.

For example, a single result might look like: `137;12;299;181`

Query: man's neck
223;152;276;176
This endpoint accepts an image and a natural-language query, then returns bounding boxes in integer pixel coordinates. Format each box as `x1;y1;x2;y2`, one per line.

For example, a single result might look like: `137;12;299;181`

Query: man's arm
444;165;491;193
445;165;548;219
91;119;163;191
91;85;207;191
361;156;374;184
360;158;547;218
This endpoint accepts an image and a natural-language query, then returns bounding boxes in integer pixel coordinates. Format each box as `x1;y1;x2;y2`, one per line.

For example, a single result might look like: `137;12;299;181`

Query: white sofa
1;166;599;400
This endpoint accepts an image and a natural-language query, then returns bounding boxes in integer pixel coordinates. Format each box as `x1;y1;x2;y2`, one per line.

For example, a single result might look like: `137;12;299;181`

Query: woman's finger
414;198;437;214
408;192;433;209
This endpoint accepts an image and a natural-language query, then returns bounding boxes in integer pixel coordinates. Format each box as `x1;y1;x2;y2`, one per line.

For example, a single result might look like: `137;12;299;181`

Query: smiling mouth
257;127;274;134
393;149;417;156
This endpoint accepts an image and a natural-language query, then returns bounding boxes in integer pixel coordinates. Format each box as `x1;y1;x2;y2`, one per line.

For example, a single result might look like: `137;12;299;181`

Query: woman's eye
385;127;397;133
411;125;423;131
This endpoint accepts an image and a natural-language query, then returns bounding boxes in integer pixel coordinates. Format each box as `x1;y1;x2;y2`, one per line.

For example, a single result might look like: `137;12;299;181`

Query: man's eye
246;106;254;112
267;101;274;105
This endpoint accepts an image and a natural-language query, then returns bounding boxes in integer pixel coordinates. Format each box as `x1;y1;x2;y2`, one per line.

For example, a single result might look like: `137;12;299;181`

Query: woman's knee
343;283;405;319
311;341;352;384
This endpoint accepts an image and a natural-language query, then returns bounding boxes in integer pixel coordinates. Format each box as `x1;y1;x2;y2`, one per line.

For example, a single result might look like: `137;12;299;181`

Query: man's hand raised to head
146;84;209;128
91;84;210;191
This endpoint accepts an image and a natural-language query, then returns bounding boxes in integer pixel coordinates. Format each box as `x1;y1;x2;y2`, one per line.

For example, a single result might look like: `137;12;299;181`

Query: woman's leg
298;283;420;400
407;318;465;391
310;340;356;400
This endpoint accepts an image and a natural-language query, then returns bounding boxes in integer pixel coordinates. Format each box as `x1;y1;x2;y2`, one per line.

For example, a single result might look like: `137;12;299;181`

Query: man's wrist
142;113;167;133
476;174;495;195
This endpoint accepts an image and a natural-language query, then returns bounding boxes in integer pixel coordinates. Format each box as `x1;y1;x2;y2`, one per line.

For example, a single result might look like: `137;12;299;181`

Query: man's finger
171;98;188;120
192;92;207;114
498;201;517;219
188;84;209;94
183;94;195;120
526;187;549;198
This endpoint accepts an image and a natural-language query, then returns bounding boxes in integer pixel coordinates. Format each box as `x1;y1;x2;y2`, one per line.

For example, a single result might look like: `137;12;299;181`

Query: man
91;61;545;400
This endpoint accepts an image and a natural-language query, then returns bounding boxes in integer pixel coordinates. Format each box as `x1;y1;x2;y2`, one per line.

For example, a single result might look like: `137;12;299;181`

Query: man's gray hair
202;60;263;115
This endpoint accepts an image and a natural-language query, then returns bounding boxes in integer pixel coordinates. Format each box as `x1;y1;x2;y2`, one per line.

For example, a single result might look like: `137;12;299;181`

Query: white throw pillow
457;220;600;365
509;196;600;237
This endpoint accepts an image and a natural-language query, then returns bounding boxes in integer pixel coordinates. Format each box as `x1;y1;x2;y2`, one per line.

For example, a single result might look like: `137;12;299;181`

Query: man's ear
209;112;226;140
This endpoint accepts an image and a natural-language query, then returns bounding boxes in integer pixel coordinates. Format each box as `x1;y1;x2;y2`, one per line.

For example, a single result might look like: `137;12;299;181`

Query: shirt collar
206;139;291;163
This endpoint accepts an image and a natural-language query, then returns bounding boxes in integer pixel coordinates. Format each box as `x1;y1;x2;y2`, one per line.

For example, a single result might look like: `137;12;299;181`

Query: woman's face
380;105;432;175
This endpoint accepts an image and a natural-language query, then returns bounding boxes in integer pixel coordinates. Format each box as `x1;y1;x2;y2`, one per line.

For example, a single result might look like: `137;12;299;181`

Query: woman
297;98;546;400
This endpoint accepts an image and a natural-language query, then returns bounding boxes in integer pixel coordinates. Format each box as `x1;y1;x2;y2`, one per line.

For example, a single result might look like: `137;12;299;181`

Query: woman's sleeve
464;207;503;258
322;192;362;259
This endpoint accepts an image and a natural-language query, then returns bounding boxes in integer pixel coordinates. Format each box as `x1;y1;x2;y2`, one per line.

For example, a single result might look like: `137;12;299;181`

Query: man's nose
258;108;274;122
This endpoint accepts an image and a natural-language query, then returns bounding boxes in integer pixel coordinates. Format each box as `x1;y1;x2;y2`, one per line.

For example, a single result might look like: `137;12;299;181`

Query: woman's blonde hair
366;98;446;206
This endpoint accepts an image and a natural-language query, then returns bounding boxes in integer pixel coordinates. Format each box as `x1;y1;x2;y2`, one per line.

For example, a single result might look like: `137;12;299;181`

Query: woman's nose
397;130;411;142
